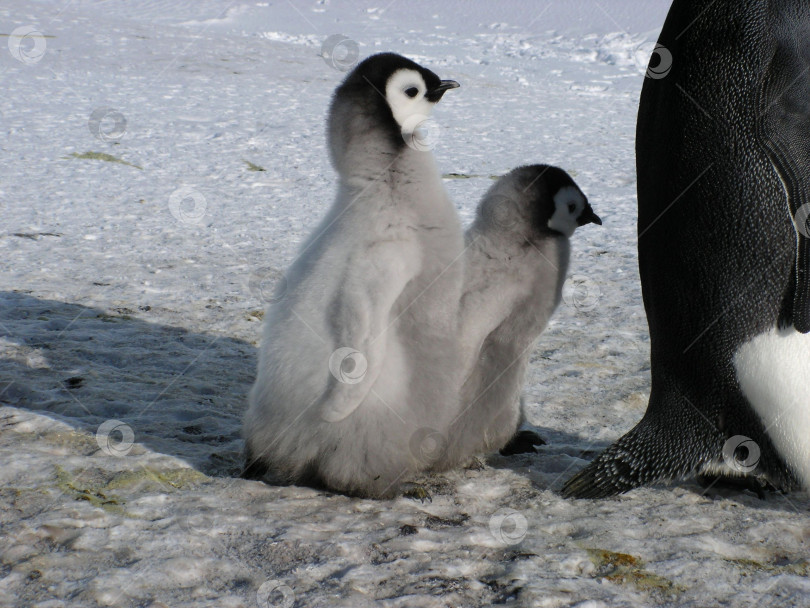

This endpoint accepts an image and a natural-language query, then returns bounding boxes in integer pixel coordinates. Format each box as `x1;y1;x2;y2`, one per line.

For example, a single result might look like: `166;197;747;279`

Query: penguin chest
733;328;810;486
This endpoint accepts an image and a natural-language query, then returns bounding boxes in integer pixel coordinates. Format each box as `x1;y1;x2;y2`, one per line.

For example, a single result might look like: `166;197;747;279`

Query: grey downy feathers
242;53;464;498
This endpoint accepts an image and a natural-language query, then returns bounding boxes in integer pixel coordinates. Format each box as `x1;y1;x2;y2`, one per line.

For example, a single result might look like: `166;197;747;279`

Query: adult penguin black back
563;0;810;498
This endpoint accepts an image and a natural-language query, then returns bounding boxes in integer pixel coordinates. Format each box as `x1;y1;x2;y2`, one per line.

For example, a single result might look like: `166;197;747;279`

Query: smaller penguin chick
437;165;601;469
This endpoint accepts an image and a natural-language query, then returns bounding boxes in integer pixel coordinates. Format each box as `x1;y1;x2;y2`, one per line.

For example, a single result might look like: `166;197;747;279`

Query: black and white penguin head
383;66;458;131
327;53;459;165
546;177;602;237
480;165;602;240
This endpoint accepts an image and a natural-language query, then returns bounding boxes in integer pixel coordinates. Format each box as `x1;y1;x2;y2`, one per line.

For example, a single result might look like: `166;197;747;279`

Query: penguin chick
437;165;601;469
242;53;464;498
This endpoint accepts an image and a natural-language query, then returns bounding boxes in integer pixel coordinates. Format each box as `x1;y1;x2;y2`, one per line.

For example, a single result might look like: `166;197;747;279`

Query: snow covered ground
2;1;809;606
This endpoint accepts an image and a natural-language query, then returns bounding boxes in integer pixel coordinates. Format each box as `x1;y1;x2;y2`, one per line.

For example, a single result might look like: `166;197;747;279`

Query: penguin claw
499;430;546;456
403;486;432;503
561;448;644;499
240;448;270;480
464;457;486;471
561;468;621;499
695;474;776;499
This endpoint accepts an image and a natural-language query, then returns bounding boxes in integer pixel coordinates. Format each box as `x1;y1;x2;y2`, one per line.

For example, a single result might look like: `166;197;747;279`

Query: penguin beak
578;206;602;226
426;80;460;102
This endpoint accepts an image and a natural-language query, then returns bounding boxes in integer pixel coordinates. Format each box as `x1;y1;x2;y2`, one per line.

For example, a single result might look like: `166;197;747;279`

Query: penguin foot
499;430;546;456
240;458;269;480
562;464;618;499
240;446;270;480
403;485;432;503
695;474;777;499
465;457;486;471
561;433;657;499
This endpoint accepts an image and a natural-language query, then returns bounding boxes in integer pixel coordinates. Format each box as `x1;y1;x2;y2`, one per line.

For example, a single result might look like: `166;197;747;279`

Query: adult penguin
564;0;810;498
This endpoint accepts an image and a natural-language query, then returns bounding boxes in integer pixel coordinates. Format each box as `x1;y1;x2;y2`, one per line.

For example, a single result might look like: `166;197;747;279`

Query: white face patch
384;69;435;130
548;186;585;237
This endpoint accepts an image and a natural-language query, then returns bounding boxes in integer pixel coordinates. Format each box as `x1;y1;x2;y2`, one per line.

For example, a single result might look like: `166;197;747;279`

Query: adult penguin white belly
564;0;810;498
735;329;810;489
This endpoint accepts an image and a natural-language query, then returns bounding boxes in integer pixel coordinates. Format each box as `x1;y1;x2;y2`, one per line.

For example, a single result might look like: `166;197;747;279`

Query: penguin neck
469;221;571;268
331;136;442;204
328;97;443;191
331;132;438;184
468;221;530;258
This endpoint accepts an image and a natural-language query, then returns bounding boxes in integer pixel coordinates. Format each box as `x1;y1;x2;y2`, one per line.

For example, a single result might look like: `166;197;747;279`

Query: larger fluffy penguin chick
243;53;463;498
437;165;601;469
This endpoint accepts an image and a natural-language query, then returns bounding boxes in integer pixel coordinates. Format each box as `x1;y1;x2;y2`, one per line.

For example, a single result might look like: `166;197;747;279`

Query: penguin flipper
795;238;810;333
777;265;797;330
318;242;420;422
761;40;810;333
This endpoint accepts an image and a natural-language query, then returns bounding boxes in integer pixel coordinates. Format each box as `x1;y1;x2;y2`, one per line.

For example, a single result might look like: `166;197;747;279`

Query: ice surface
2;1;809;607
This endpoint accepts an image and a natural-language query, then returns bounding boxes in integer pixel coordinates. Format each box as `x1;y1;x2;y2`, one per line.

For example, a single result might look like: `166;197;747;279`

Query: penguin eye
568;202;577;214
404;87;419;98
